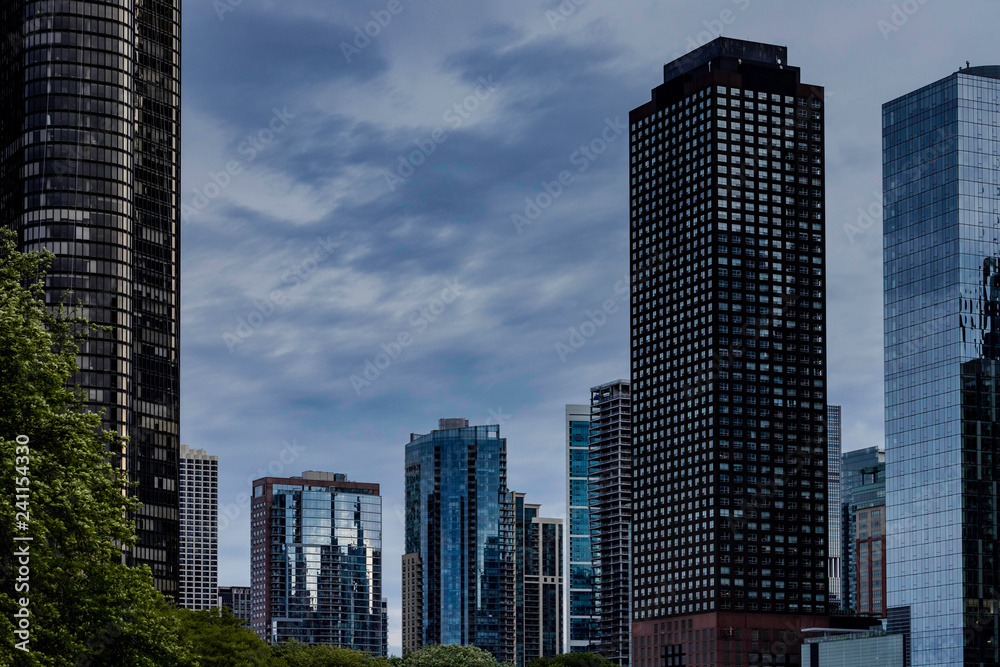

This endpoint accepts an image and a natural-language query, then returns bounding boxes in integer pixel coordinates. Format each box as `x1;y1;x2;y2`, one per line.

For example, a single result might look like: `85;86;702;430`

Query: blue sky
179;0;999;653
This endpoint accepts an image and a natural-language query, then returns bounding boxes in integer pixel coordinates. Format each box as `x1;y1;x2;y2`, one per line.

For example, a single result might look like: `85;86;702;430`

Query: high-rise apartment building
630;37;837;665
513;492;564;666
841;447;885;618
589;380;632;665
179;445;218;610
826;405;842;608
1;1;182;594
219;585;252;624
566;403;598;653
402;419;515;663
250;471;386;655
883;65;1000;667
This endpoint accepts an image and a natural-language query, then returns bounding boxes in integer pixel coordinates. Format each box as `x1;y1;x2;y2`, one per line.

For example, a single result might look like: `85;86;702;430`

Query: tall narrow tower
630;37;841;665
1;1;182;594
884;65;1000;667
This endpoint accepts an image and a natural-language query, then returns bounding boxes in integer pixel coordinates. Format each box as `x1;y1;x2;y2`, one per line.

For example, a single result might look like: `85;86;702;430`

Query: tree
527;653;618;667
271;640;393;667
0;230;186;665
402;644;510;667
174;607;271;666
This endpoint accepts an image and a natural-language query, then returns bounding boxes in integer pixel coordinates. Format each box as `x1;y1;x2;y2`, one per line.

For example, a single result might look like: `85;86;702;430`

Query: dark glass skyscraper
249;471;386;655
884;65;1000;667
513;492;564;667
402;419;515;662
630;37;837;665
1;1;182;593
840;447;885;618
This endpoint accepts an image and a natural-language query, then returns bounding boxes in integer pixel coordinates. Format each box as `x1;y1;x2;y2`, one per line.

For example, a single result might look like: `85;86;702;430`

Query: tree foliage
174;607;270;666
271;639;394;667
0;231;186;665
527;653;618;667
401;644;510;667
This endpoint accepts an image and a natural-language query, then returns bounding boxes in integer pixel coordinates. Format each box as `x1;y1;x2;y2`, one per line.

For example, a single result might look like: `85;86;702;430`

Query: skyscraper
840;447;885;618
589;380;632;665
565;403;599;653
249;471;386;655
178;445;218;610
630;37;834;665
826;405;842;608
402;419;515;663
218;585;253;624
513;492;564;666
1;1;182;594
883;65;1000;667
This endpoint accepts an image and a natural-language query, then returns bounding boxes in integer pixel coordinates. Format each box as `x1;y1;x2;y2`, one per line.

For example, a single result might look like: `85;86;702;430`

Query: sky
179;0;999;654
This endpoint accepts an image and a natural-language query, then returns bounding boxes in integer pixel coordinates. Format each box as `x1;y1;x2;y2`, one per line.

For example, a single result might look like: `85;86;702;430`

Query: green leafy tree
271;640;393;667
527;653;618;667
174;607;271;666
0;231;186;665
402;644;510;667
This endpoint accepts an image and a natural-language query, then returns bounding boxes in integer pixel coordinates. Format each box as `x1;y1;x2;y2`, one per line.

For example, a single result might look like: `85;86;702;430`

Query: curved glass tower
884;65;1000;667
1;0;181;593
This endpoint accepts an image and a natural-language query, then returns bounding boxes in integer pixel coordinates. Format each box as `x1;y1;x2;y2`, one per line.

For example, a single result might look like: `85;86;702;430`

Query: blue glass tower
884;65;1000;667
566;404;598;653
402;419;515;662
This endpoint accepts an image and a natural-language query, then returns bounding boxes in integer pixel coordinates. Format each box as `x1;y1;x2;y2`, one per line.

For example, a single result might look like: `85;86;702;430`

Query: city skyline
172;1;997;656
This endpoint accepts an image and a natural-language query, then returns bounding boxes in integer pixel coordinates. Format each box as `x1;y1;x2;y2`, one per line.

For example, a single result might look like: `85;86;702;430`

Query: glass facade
840;447;885;617
566;404;598;652
884;66;1000;667
1;0;182;593
249;473;386;656
403;420;515;663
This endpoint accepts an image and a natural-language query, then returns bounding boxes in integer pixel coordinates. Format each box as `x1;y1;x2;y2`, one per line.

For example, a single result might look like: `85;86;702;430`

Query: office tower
1;2;182;594
630;37;835;665
840;448;886;618
249;471;386;656
402;419;515;662
589;380;632;665
826;405;842;608
566;403;599;653
178;445;218;610
884;65;1000;667
514;492;565;666
219;585;253;624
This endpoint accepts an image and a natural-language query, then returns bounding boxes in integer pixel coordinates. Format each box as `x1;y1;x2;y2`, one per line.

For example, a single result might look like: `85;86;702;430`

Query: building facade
249;472;386;655
514;492;564;666
219;585;252;624
801;630;905;667
826;405;842;608
566;403;599;653
179;445;218;610
402;419;515;663
883;64;1000;667
589;380;632;665
1;0;182;594
630;37;834;665
841;447;885;618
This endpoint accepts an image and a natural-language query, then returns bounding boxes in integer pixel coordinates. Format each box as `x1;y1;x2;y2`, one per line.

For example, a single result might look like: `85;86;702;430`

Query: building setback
249;472;386;655
566;403;599;653
630;37;852;665
1;1;182;594
589;380;632;665
178;445;218;610
402;419;515;663
883;65;1000;667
